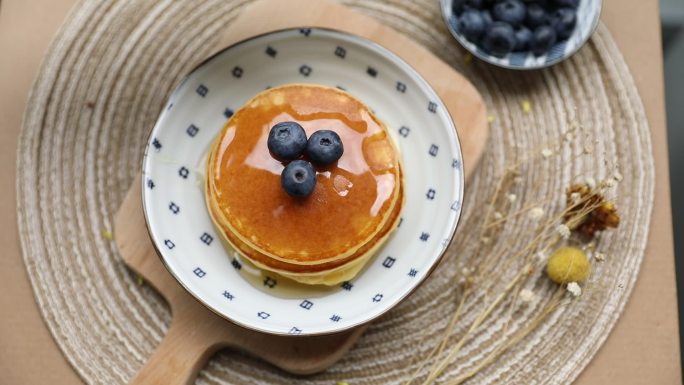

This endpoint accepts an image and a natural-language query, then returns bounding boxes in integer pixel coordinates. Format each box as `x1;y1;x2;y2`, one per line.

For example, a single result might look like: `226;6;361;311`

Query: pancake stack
205;84;403;285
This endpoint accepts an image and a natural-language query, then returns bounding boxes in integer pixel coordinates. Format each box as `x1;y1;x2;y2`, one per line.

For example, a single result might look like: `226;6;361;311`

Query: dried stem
445;288;567;385
405;291;470;385
420;265;532;385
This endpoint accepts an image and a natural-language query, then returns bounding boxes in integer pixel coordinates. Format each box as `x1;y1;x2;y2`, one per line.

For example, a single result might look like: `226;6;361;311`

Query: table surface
0;0;680;384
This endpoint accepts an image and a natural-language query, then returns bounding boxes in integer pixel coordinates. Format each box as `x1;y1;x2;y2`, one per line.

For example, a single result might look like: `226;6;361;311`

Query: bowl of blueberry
441;0;602;69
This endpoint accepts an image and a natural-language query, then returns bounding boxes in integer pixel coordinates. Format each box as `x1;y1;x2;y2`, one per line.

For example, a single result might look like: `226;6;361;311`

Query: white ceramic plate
440;0;602;70
142;28;464;336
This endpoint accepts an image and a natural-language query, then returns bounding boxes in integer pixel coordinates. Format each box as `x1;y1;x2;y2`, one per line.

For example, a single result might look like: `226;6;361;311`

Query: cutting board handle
128;313;224;385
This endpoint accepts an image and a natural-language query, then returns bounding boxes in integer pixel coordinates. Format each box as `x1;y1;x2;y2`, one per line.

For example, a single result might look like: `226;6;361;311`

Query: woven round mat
17;0;654;384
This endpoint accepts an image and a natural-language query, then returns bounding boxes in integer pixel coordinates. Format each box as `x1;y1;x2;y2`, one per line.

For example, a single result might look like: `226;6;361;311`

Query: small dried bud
567;282;582;297
613;171;623;182
519;289;536;303
556;224;571;239
601;178;616;188
570;192;581;203
564;131;574;141
528;207;544;220
585;177;596;189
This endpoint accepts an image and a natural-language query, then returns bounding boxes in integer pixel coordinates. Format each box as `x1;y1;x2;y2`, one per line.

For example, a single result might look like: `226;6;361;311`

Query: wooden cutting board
114;0;488;384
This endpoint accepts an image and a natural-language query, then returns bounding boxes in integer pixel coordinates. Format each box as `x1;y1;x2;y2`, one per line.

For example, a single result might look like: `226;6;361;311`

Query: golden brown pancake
207;167;403;284
205;84;403;285
209;180;402;284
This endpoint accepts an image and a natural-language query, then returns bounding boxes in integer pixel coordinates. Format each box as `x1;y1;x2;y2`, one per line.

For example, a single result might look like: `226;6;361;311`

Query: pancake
208;168;403;285
205;83;403;285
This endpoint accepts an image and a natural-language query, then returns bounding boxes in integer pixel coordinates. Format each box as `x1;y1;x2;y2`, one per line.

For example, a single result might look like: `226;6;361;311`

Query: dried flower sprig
404;125;622;385
564;183;620;238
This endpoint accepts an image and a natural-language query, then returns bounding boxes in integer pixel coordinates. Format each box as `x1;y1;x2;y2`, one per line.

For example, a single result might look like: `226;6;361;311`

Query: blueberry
306;130;344;165
452;0;466;15
530;25;557;55
525;4;548;28
482;22;516;56
459;9;488;41
281;160;316;197
267;121;307;160
481;9;493;27
553;0;579;8
514;26;533;51
531;0;550;8
464;0;487;9
550;8;576;39
492;0;526;26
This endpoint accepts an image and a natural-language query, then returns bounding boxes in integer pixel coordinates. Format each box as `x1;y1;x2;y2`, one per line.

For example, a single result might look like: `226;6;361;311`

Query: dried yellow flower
546;246;591;284
101;230;113;240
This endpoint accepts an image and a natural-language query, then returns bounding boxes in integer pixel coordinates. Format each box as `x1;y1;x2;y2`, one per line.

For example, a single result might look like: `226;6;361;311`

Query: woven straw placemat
17;0;654;384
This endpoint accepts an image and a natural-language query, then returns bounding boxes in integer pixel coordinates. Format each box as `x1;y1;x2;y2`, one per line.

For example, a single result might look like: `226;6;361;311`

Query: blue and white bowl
141;28;465;336
440;0;602;70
